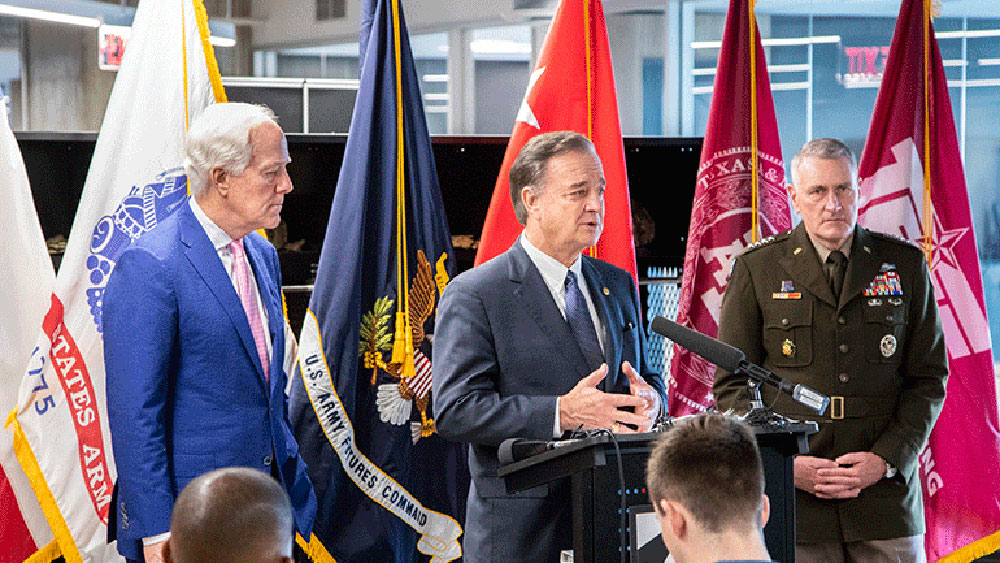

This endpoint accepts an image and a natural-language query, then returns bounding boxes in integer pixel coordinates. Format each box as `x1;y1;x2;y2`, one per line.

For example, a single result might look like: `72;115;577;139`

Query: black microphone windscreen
649;316;745;372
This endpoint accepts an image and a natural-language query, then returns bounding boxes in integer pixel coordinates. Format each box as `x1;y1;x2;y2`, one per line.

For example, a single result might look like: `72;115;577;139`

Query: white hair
184;103;278;197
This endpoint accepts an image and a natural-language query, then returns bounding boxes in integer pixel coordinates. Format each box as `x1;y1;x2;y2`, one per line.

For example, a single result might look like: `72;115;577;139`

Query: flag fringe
296;532;338;563
191;0;227;103
937;530;1000;563
22;539;61;563
5;410;82;563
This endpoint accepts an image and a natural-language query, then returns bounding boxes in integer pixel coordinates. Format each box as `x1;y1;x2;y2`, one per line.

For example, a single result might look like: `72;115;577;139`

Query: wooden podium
498;421;817;563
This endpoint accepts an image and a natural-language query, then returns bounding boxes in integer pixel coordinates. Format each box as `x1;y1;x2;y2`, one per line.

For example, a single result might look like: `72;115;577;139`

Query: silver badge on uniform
880;334;897;358
868;298;883;307
888;297;903;306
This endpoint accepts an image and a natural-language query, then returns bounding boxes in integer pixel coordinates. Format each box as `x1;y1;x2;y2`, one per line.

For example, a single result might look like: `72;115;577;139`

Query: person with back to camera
646;412;775;563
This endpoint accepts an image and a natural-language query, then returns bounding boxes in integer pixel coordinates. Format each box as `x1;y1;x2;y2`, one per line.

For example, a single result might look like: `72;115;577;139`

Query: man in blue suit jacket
433;131;666;562
104;103;317;562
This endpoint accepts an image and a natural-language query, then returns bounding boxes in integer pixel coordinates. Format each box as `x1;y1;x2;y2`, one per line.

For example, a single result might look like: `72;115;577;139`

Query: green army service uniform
713;222;948;544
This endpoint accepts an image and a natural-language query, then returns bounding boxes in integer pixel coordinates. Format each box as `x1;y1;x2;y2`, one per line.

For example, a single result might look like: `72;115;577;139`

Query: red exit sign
99;25;131;71
840;46;891;88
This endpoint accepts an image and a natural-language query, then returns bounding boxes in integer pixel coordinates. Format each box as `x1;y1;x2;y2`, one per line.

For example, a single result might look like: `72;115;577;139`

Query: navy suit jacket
103;200;316;560
432;242;665;563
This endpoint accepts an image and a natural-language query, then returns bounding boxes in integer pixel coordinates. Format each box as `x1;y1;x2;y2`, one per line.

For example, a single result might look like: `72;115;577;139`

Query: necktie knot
230;239;245;258
565;270;579;290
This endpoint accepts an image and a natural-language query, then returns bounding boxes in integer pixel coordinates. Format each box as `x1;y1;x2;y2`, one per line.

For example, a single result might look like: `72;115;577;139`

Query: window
316;0;346;22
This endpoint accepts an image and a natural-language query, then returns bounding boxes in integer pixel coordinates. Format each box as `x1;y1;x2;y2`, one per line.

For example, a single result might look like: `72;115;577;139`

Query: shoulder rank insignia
361;250;450;443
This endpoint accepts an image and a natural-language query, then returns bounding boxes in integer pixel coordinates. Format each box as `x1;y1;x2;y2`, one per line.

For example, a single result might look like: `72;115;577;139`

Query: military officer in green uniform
713;138;948;563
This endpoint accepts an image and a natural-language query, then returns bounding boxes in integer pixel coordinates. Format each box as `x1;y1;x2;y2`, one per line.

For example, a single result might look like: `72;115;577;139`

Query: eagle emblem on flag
360;250;449;443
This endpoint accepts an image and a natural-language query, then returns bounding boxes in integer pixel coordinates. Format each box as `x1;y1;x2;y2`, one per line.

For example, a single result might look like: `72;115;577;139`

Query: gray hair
509;131;598;225
184;103;279;197
790;138;857;187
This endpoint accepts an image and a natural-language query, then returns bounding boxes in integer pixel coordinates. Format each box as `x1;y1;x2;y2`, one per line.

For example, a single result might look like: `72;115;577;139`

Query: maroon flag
857;0;1000;560
668;0;791;415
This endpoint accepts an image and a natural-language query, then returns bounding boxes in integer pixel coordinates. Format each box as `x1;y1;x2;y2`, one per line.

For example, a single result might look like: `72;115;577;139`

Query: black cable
598;428;629;563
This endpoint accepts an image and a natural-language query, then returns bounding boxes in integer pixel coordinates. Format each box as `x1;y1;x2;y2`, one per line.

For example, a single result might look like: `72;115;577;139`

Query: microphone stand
743;377;779;425
736;362;801;426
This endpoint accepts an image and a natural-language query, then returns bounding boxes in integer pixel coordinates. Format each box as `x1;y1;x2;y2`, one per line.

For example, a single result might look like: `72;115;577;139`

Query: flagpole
390;0;415;376
922;0;934;262
181;0;189;130
584;0;597;259
748;0;759;243
192;0;228;105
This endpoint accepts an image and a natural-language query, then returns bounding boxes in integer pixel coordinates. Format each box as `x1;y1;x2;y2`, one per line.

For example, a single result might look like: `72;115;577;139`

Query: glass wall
252;32;449;134
0;17;20;128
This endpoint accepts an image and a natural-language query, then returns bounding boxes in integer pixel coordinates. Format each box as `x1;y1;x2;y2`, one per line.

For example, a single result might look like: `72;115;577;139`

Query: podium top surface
497;420;818;479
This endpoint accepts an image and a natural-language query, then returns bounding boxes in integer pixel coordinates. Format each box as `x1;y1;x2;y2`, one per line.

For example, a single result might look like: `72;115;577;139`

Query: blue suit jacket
432;242;665;563
103;200;316;560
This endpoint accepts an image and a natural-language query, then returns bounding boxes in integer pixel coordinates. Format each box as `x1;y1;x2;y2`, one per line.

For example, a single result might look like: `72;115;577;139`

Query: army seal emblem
782;339;795;358
880;334;897;358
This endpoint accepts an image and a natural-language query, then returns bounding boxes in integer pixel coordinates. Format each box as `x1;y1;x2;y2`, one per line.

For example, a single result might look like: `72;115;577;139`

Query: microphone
498;438;549;465
649;316;829;415
649;316;745;372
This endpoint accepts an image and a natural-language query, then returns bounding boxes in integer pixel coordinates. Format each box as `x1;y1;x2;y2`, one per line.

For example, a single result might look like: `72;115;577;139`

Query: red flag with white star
857;0;1000;559
473;0;636;282
667;0;791;415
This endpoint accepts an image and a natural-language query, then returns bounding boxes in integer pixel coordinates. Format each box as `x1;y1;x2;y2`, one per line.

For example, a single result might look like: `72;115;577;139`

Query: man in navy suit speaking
433;131;666;562
103;103;316;562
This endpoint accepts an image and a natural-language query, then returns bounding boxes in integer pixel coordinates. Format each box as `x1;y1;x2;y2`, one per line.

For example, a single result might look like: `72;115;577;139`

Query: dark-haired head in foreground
166;467;294;563
646;413;773;563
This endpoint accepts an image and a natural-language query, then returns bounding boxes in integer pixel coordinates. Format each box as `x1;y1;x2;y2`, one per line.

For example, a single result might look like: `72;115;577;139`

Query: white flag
0;99;56;556
8;0;224;560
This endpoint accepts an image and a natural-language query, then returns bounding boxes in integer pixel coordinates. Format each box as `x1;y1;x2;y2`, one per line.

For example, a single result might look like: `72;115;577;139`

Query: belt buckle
831;396;844;420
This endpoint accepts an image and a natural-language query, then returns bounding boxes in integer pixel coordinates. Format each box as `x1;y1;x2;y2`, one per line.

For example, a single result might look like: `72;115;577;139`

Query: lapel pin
793;247;802;255
602;287;610;296
864;246;871;253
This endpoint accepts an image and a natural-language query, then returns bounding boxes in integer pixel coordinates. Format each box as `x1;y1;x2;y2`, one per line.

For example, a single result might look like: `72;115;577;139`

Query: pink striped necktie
229;239;270;383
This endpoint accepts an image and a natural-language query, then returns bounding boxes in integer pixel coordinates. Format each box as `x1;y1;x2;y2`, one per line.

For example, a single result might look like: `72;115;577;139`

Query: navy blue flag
289;0;468;561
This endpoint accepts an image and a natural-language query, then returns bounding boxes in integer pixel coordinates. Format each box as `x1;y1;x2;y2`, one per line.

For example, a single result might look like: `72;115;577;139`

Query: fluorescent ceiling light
770;81;810;91
424;93;449;101
979;58;1000;66
937;29;1000;39
209;36;236;48
949;78;1000;88
423;74;449;83
0;3;100;27
692;63;809;76
692;35;840;49
470;39;530;55
941;59;967;67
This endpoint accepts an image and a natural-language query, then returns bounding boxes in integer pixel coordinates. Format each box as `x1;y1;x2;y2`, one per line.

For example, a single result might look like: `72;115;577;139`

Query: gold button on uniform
838;316;846;325
839;373;850;383
839;344;849;353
